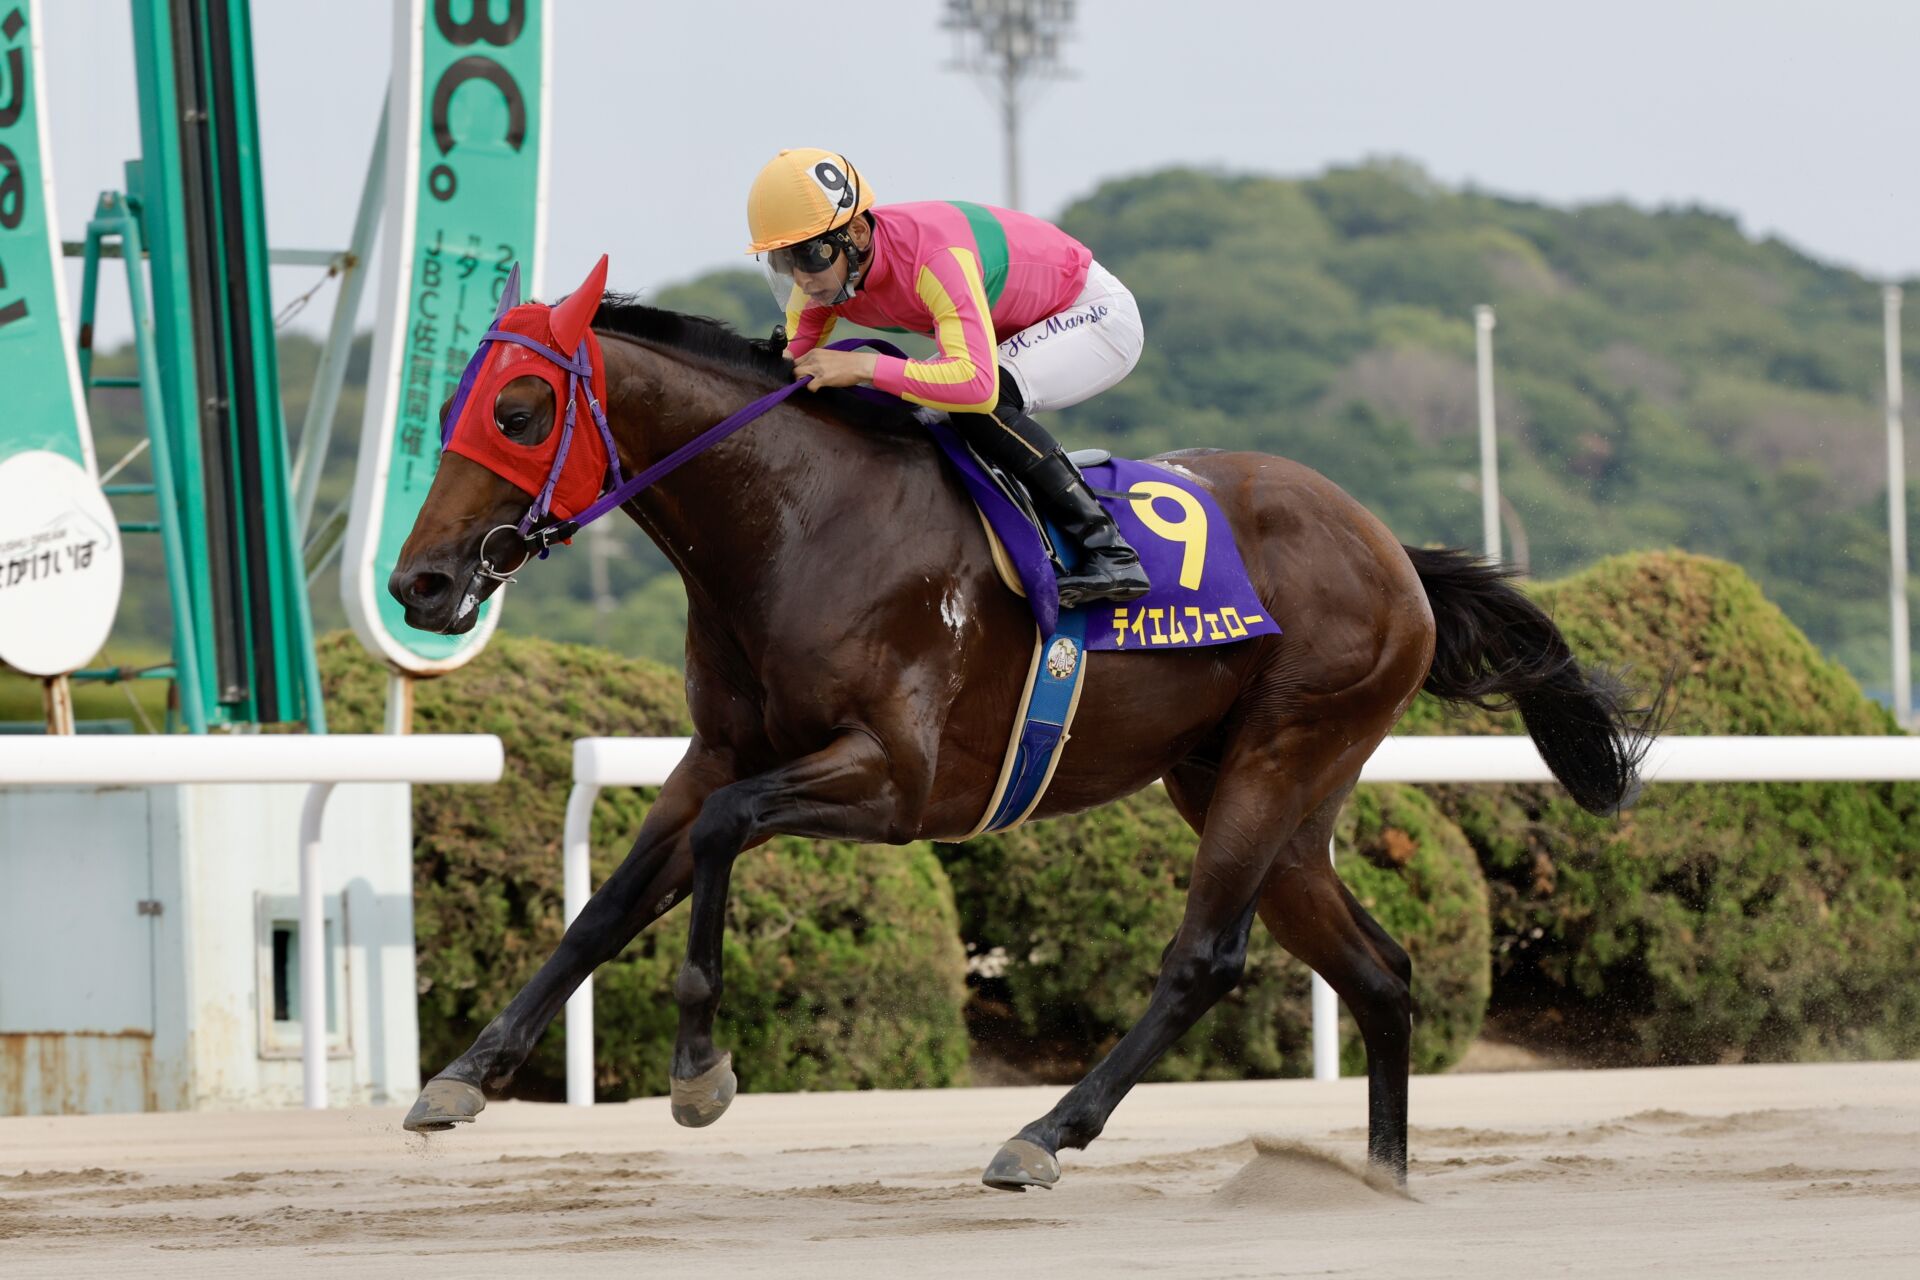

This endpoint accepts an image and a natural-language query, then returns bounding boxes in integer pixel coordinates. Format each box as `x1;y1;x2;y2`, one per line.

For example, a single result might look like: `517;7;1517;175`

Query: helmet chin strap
849;237;873;295
824;153;867;303
818;223;870;305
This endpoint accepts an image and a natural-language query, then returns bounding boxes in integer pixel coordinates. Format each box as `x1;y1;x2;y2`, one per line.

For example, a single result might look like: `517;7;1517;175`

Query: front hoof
403;1077;486;1133
670;1052;736;1128
982;1137;1060;1192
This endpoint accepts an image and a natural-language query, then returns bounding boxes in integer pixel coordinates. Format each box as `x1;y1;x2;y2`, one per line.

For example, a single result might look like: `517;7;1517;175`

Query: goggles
767;233;845;277
761;224;867;313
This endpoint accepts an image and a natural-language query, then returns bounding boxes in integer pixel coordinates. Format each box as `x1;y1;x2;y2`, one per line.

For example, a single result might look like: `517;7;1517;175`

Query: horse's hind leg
1257;786;1413;1186
983;733;1338;1192
1166;767;1413;1183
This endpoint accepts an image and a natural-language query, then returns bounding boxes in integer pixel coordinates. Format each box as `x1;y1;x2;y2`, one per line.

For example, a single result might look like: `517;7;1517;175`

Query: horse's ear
549;254;609;355
493;263;522;321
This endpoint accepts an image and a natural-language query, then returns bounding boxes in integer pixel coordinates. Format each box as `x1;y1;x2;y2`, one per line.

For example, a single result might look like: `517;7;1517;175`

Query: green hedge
1405;551;1920;1064
318;631;970;1098
938;781;1489;1080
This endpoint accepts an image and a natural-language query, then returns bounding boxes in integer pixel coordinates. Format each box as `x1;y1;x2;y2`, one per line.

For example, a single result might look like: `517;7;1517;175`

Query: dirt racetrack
3;1060;1916;1276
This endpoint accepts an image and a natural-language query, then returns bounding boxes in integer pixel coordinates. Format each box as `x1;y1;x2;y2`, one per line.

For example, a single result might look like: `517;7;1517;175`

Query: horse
389;264;1652;1191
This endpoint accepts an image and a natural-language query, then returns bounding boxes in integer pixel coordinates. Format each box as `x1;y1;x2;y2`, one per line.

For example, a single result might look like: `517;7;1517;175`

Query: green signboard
0;0;94;472
345;0;547;673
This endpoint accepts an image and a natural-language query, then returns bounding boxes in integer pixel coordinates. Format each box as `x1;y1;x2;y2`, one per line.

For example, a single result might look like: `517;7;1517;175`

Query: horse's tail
1404;545;1660;816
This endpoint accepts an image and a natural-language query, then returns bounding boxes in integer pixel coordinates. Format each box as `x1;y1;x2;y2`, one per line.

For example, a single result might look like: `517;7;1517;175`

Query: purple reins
509;337;908;552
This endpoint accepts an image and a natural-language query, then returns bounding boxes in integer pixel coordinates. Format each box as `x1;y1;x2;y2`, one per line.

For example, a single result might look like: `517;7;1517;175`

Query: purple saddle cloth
916;420;1281;650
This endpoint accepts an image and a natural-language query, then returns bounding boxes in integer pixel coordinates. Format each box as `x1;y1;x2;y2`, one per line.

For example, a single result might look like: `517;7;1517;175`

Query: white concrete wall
178;782;418;1109
0;784;165;1113
0;782;418;1114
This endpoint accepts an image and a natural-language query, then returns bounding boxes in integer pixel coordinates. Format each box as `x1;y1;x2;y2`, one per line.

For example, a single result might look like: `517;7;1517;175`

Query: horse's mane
591;293;920;436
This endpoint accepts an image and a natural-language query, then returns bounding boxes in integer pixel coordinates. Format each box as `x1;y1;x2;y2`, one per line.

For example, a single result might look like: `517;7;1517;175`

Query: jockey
745;148;1151;610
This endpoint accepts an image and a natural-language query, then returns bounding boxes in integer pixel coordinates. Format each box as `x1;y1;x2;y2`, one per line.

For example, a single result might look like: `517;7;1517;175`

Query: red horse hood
442;256;611;521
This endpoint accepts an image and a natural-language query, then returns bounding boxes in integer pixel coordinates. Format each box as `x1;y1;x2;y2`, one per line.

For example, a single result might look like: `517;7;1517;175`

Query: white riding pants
996;260;1145;415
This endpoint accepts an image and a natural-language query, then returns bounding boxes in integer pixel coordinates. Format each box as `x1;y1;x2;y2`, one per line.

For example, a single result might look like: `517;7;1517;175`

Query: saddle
942;418;1111;597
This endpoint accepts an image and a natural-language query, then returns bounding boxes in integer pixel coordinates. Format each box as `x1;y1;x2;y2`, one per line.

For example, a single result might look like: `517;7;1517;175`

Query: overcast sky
42;0;1920;347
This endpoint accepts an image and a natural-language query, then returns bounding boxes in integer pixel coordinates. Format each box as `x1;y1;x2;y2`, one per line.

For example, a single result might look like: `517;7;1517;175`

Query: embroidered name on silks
1108;604;1266;649
999;302;1112;355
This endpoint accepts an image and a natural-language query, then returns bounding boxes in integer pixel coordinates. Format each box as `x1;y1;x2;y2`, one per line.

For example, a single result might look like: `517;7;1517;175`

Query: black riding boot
1017;445;1153;609
951;387;1151;610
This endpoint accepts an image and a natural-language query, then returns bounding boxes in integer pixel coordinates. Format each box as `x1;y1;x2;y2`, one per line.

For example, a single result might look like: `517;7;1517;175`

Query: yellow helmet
745;149;875;254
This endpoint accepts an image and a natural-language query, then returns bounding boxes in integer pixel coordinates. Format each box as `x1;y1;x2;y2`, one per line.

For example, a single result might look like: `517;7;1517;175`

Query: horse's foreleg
983;748;1314;1192
668;730;895;1128
403;747;732;1132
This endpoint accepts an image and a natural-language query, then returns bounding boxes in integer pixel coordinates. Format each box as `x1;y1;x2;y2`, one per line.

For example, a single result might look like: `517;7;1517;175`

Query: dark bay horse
391;284;1651;1191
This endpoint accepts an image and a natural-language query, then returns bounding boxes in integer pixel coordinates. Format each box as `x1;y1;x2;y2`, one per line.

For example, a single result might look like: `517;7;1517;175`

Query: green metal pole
75;225;102;396
92;193;208;734
292;95;387;542
125;0;227;729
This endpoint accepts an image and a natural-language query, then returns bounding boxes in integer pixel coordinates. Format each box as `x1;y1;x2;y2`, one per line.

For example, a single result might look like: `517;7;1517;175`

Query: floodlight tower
942;0;1076;211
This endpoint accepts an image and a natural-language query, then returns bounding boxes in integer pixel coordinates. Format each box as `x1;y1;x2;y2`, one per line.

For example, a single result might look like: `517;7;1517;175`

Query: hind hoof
403;1077;486;1133
1364;1158;1410;1194
670;1053;736;1128
982;1137;1060;1191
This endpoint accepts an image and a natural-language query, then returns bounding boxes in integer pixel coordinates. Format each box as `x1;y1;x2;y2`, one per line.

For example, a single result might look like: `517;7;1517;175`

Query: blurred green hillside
1054;161;1914;686
39;159;1920;702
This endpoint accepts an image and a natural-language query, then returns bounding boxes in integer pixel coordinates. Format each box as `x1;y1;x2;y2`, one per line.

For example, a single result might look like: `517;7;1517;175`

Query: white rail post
1475;304;1501;563
385;671;414;736
1886;284;1910;729
299;781;337;1109
563;781;600;1106
1311;835;1340;1080
559;736;695;1106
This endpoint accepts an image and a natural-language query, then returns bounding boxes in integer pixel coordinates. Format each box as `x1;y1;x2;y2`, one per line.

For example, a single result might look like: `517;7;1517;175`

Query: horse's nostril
390;567;455;609
411;572;453;605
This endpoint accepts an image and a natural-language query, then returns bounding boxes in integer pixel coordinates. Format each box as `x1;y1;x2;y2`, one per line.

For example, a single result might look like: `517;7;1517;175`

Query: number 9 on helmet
744;148;874;254
747;148;876;314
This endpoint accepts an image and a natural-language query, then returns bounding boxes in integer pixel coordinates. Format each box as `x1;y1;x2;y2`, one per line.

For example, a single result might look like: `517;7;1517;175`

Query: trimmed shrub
1340;785;1492;1071
318;631;970;1098
1404;551;1920;1063
938;781;1490;1080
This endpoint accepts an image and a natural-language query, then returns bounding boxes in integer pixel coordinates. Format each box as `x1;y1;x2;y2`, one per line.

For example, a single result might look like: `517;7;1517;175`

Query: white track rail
562;733;1920;1103
0;734;504;1109
1363;735;1920;785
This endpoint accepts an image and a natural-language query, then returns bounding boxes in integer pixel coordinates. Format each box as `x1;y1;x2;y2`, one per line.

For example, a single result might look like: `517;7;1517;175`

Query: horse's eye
492;376;550;445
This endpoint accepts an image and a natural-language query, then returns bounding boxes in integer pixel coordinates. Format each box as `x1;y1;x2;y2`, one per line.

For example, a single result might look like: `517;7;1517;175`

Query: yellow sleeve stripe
785;287;839;353
907;248;997;389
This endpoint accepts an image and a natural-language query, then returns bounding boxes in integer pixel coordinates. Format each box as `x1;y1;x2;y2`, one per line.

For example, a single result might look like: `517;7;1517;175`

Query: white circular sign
0;450;125;676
